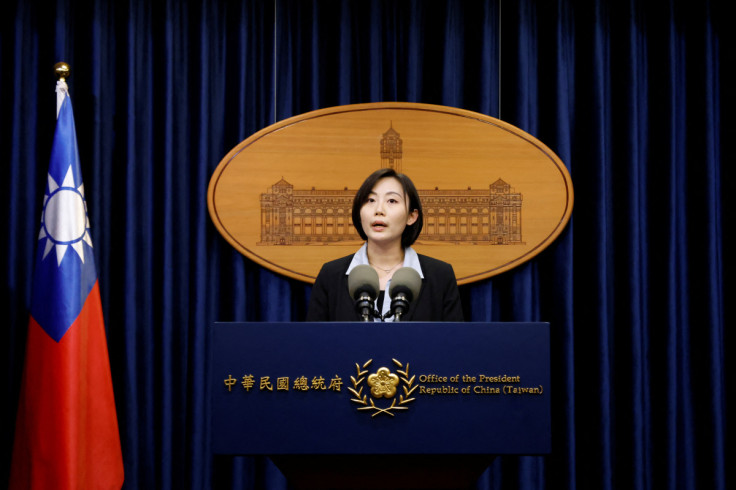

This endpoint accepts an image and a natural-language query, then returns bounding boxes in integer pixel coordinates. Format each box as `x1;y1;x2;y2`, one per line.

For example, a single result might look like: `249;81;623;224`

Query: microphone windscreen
348;265;380;299
388;267;422;302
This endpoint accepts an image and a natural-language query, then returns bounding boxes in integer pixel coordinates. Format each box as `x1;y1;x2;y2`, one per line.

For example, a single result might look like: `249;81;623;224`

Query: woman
306;168;464;322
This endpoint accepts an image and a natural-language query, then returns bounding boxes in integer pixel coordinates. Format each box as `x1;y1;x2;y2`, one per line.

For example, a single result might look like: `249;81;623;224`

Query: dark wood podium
211;322;550;489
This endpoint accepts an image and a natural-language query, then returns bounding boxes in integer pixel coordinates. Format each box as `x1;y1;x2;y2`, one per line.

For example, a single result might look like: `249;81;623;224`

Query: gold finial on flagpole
54;62;71;82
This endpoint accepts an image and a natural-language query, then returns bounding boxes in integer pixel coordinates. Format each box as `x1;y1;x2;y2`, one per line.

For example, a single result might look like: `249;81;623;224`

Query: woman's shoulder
416;253;453;270
317;254;355;276
416;253;456;278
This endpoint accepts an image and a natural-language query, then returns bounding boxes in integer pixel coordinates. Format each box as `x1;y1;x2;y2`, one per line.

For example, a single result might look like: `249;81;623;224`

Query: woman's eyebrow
368;190;403;198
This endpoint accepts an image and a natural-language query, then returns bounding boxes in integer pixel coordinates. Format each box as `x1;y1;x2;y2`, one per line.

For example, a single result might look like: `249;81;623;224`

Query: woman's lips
371;220;387;230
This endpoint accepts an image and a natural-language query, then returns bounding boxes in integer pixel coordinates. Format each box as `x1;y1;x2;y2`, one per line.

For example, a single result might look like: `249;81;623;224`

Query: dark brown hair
352;168;423;248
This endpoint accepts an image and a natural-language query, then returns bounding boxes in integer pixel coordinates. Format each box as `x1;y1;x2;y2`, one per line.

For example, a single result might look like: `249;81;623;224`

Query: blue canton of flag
30;94;97;342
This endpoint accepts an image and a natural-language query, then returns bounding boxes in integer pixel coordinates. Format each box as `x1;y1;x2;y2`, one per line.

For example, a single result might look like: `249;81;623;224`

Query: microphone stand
356;292;381;322
388;292;411;322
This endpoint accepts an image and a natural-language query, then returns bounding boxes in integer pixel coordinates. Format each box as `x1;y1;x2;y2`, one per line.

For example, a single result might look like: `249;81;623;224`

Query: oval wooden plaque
208;102;573;285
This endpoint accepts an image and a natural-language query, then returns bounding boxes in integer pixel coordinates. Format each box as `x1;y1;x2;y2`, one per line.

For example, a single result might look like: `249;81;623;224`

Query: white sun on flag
38;164;93;266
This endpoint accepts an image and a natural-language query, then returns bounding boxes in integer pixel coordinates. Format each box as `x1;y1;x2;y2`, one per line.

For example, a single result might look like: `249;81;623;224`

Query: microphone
387;267;422;321
348;265;380;322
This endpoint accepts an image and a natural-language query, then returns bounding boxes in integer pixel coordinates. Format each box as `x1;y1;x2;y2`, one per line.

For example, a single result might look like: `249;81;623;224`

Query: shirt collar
345;243;424;279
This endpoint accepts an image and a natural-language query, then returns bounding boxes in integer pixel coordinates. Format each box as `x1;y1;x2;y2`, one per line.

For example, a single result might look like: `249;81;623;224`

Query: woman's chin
367;234;402;247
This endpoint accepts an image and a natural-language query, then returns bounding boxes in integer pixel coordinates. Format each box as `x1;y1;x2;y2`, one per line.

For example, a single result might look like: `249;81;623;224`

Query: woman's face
360;177;418;247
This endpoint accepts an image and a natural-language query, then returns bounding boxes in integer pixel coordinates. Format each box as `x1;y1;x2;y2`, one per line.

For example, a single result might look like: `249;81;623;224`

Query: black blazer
306;254;464;322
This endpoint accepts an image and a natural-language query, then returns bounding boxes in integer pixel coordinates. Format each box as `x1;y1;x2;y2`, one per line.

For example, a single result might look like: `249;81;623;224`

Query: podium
211;322;550;489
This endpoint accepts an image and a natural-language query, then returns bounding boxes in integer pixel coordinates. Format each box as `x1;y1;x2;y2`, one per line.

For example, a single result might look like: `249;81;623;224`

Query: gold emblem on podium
349;359;417;417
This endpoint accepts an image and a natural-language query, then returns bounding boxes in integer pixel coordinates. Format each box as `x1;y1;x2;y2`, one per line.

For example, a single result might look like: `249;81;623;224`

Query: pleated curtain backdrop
2;0;732;489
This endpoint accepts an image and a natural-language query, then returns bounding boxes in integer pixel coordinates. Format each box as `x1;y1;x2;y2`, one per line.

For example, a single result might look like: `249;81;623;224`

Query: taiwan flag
10;80;124;489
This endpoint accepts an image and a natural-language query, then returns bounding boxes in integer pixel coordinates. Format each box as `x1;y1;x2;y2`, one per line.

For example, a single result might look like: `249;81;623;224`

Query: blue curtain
2;0;731;489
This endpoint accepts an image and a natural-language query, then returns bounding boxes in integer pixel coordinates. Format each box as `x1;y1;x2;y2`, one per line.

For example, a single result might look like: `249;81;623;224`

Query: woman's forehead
370;177;404;196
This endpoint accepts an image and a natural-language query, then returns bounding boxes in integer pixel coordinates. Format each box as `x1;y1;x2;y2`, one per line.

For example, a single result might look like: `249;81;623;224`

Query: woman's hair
352;168;424;248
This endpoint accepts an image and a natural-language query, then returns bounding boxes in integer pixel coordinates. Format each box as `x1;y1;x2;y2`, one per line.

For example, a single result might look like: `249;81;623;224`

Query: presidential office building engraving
258;125;523;246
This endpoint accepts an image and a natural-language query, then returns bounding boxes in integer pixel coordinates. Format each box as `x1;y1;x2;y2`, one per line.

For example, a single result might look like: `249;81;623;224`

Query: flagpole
54;61;71;81
54;62;71;118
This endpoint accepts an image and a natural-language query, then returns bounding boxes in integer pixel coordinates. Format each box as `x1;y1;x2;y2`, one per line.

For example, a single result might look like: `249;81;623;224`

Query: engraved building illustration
259;126;523;245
